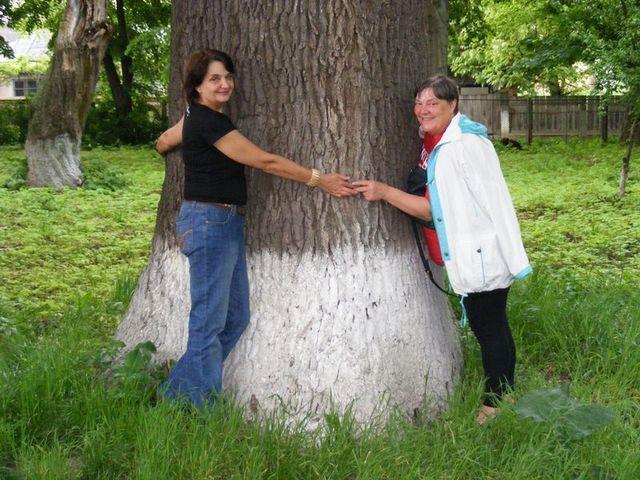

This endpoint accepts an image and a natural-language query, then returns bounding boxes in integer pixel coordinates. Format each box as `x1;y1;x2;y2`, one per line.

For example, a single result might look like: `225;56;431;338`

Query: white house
0;27;50;100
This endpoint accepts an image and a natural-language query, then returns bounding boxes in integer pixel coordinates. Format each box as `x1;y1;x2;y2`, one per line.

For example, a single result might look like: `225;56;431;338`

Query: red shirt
421;132;444;266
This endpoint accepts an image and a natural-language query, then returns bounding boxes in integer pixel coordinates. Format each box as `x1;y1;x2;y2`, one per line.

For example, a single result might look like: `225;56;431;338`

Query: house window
13;78;38;97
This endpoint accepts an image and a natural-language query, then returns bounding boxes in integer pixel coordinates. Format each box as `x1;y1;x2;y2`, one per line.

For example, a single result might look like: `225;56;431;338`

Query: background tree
449;0;587;95
116;0;462;423
0;0;13;57
573;0;640;195
102;0;170;117
11;0;170;144
25;0;110;187
449;0;638;194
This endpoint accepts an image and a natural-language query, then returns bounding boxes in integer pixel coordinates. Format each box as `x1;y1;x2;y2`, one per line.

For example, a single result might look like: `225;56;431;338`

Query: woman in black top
156;49;355;408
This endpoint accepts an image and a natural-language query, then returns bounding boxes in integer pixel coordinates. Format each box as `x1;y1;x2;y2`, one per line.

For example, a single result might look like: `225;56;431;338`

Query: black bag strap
410;220;457;297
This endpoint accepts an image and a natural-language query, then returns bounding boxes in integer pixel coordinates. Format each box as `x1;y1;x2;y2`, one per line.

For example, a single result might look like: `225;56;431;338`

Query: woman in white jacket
353;76;531;425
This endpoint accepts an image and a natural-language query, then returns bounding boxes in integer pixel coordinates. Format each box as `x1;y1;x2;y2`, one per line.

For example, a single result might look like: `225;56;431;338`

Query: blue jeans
160;201;250;408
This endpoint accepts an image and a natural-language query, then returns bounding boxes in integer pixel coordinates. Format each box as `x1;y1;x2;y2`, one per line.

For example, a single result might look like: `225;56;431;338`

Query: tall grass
1;140;639;478
1;270;638;479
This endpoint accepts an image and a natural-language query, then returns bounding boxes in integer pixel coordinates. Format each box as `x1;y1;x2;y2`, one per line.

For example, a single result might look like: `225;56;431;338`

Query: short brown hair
183;49;235;105
415;76;459;113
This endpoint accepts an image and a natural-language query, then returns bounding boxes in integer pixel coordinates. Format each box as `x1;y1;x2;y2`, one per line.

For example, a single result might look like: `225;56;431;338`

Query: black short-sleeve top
182;102;247;205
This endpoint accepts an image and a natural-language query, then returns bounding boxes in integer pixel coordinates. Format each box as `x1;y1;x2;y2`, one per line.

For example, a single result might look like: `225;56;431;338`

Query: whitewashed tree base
117;243;462;424
226;247;461;424
26;134;83;188
115;247;190;365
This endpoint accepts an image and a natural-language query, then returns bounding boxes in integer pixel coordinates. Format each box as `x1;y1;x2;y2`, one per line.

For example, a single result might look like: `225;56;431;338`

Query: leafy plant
0;55;50;82
514;386;615;441
82;160;130;191
107;341;163;401
0;101;31;145
1;158;27;190
83;96;166;146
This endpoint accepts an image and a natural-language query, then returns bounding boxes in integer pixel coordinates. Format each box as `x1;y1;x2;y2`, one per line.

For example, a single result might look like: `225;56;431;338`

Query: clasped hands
318;173;389;202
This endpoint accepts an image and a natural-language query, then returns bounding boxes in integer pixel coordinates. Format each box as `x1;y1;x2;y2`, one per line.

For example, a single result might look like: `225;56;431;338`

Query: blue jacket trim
459;114;489;138
426;148;451;262
459;294;469;328
426;115;490;264
514;265;533;280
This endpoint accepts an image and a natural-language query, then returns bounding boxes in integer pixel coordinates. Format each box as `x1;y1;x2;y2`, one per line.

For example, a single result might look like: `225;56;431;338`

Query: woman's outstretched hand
351;180;389;201
318;173;358;198
353;180;431;220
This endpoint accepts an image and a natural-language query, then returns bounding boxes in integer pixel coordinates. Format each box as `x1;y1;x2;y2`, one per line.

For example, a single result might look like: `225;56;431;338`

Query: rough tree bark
116;0;462;423
25;0;110;188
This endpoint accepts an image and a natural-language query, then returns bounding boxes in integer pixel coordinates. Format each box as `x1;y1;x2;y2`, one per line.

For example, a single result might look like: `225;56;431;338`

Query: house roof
0;27;50;61
0;27;21;43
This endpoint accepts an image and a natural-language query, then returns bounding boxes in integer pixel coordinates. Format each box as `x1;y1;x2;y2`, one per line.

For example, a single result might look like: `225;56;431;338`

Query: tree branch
103;49;131;114
116;0;133;92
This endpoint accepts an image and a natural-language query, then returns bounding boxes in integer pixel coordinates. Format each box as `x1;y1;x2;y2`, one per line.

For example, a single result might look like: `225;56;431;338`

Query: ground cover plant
0;146;162;336
0;137;638;479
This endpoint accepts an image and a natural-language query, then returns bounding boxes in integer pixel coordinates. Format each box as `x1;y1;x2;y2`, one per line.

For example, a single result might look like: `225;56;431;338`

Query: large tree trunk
25;0;110;187
116;0;462;424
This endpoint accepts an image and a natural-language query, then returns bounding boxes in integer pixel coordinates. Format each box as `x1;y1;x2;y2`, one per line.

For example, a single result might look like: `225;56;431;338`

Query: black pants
463;287;515;407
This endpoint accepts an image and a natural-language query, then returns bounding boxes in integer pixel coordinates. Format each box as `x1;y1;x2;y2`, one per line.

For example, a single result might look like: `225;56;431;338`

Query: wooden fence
458;94;629;141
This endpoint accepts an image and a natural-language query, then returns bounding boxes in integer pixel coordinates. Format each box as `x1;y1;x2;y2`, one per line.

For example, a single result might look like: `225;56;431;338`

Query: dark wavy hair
183;49;235;105
415;76;459;114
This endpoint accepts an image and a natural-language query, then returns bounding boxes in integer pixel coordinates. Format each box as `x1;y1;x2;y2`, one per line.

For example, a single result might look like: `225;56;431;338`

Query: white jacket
426;113;532;294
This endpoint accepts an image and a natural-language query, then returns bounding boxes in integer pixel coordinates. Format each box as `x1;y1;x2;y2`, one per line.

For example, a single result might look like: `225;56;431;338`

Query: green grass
0;146;163;335
0;138;639;479
498;137;640;280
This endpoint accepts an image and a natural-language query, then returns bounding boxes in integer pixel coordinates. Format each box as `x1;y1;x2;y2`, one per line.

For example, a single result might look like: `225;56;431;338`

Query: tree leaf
514;386;577;422
515;387;615;441
559;404;616;441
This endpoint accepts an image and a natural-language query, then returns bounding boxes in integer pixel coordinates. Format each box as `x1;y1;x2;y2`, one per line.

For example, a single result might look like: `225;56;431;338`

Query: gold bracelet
306;168;321;187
